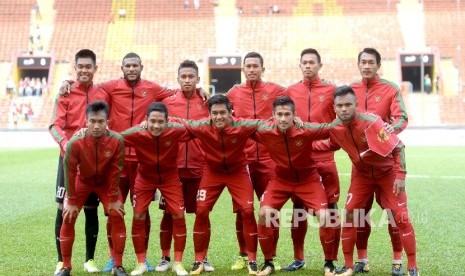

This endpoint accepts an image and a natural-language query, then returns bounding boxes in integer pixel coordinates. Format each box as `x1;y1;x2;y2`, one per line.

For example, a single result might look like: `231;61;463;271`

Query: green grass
0;146;464;275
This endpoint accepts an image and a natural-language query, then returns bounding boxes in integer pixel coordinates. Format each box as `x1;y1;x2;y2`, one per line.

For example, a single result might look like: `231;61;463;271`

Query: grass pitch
0;146;463;275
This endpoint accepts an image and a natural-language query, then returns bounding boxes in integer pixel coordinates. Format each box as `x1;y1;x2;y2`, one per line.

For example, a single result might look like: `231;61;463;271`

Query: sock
320;226;336;261
160;212;173;258
172;217;187;262
145;210;151;251
341;226;357;268
132;219;146;263
235;212;247;255
110;214;127;267
272;219;280;258
291;214;307;261
241;209;257;261
60;215;77;269
389;224;403;262
84;207;99;261
258;224;274;260
106;218;114;258
193;207;210;261
55;208;63;262
356;223;370;260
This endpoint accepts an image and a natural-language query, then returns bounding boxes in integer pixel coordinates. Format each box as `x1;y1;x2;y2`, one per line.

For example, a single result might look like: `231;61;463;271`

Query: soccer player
57;101;128;276
322;85;418;276
283;48;340;275
156;60;214;273
121;102;191;276
252;96;334;276
49;49;109;275
184;95;262;275
226;52;285;271
350;48;409;275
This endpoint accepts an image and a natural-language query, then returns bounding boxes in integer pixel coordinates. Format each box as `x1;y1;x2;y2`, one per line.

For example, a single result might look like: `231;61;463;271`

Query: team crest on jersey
141;90;148;97
231;138;238;144
295;139;303;146
165;141;172;147
104;150;111;158
262;93;269;101
361;135;367;143
318;95;325;102
374;95;381;102
377;128;390;142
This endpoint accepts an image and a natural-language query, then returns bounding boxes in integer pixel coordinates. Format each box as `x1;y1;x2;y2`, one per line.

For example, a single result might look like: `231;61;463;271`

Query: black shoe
190;261;203;275
353;261;370;273
55;267;71;276
248;261;258;274
392;263;404;276
324;261;335;275
112;266;128;276
258;261;275;275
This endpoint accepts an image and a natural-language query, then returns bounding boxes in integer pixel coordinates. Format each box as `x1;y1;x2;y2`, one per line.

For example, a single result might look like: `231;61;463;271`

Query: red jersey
163;89;208;176
322;113;406;180
185;118;263;174
49;81;109;156
63;130;124;205
351;75;408;134
121;121;190;184
284;77;336;161
254;120;330;183
227;80;285;163
99;78;175;161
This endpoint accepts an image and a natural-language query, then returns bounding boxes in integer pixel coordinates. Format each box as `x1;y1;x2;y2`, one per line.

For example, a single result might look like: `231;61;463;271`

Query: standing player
184;95;262;275
155;60;214;273
49;49;109;275
350;48;409;275
121;102;191;276
322;85;418;276
283;48;340;275
226;52;285;271
252;96;333;276
56;101;128;276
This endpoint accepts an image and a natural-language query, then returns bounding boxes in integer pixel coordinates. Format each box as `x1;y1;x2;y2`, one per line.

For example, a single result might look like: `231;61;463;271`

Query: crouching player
317;86;419;276
57;101;128;276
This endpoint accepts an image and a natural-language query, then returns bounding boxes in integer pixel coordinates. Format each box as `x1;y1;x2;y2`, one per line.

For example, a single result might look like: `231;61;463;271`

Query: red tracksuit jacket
320;113;406;180
284;77;336;161
121;121;190;184
163;89;208;175
185;118;263;174
351;75;408;134
227;79;285;163
63;130;124;205
49;81;109;156
99;78;175;161
254;120;330;183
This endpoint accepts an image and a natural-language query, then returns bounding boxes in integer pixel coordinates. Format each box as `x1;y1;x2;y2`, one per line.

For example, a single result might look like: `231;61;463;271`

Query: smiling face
273;105;295;133
299;53;322;81
75;57;97;84
209;103;231;129
121;57;143;84
358;52;380;81
334;93;357;123
242;57;264;82
86;110;108;138
147;111;167;137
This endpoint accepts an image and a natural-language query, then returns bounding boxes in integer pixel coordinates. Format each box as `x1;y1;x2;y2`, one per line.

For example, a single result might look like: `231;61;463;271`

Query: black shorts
55;155;99;206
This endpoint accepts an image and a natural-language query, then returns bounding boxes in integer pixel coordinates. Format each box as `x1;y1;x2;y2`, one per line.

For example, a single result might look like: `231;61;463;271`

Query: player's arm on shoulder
58;80;75;97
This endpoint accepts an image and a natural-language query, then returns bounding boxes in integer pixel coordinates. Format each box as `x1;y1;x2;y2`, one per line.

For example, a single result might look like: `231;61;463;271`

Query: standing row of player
49;47;418;276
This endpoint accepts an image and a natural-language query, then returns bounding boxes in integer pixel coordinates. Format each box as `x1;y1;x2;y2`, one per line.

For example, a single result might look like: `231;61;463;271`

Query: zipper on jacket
129;87;136;156
365;83;369;111
283;134;299;182
251;85;259;162
307;84;312;122
220;130;229;174
185;98;190;168
156;136;162;184
94;139;98;185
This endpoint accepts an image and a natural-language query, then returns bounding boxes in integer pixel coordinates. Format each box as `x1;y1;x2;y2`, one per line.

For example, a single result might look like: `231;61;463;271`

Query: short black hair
207;94;232;112
86;101;109;118
75;49;96;65
178;60;199;75
358;47;381;65
273;96;295;113
333;85;356;99
300;48;321;63
146;102;168;120
244;51;264;67
122;52;142;65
